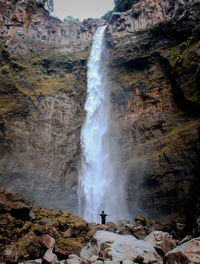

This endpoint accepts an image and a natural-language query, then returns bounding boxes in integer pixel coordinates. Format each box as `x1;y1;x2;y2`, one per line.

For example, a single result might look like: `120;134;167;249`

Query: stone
130;225;147;240
67;259;81;264
90;255;98;262
43;249;58;264
69;254;82;261
80;237;98;260
118;220;130;227
178;235;193;245
106;222;118;232
117;227;132;235
39;234;55;249
144;231;176;255
25;259;42;264
81;231;161;263
3;232;46;262
163;237;200;264
80;260;91;264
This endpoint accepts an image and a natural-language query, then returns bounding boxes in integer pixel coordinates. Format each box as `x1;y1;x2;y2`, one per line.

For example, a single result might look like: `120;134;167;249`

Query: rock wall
106;1;200;219
0;0;96;212
109;0;199;37
0;92;82;211
0;0;105;54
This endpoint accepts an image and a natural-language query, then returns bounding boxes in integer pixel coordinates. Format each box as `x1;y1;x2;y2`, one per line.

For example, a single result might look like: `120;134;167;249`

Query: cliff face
0;0;99;212
0;0;200;222
0;0;105;54
109;0;200;37
107;0;200;219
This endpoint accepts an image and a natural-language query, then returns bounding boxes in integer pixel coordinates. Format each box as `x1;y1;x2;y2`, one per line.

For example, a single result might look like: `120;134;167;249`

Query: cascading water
78;26;128;223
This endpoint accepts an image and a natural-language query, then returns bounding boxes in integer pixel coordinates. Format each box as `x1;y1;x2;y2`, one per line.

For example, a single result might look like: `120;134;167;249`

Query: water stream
78;26;128;223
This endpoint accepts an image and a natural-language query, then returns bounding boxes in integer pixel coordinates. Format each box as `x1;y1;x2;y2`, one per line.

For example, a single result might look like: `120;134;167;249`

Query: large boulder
163;237;200;264
80;231;161;263
144;231;176;256
3;232;46;262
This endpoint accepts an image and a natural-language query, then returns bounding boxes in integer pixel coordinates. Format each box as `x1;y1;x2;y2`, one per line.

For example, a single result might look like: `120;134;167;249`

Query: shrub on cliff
114;0;136;12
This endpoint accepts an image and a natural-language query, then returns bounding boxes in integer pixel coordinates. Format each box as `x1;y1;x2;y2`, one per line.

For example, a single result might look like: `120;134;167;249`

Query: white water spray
78;26;128;223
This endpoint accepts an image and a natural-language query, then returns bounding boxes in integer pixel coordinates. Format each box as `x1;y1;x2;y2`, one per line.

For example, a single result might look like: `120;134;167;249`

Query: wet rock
55;237;84;259
3;232;46;262
0;189;31;220
117;227;132;236
80;237;98;260
25;259;42;264
118;220;130;228
43;249;58;264
178;235;193;245
128;225;147;240
106;222;118;232
81;231;161;263
66;259;81;264
39;234;55;250
69;254;82;261
164;237;200;264
144;231;176;256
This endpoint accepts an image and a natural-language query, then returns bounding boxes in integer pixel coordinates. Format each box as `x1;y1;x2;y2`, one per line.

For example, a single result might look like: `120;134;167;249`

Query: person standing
97;211;111;230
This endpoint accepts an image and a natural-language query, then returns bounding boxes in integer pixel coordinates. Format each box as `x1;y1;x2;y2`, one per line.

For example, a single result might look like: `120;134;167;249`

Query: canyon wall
107;0;200;219
0;0;199;223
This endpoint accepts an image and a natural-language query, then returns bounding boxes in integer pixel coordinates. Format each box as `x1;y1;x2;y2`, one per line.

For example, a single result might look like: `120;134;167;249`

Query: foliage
101;10;113;22
114;0;135;12
63;16;80;23
36;0;54;13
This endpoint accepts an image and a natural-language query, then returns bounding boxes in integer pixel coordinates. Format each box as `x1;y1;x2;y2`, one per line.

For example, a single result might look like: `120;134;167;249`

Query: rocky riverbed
0;189;200;263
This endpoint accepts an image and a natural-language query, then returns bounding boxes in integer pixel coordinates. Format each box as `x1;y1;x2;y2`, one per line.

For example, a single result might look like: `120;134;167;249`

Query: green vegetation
101;10;113;22
36;0;54;13
114;0;135;12
101;0;135;22
0;45;89;119
63;16;80;23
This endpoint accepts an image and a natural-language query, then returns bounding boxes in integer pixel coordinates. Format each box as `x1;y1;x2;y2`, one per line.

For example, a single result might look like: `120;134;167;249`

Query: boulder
106;222;118;232
39;234;55;250
128;225;147;239
163;237;200;264
55;237;84;260
3;232;46;262
67;259;81;264
43;249;58;264
0;189;31;220
144;231;176;256
178;235;193;245
81;231;161;263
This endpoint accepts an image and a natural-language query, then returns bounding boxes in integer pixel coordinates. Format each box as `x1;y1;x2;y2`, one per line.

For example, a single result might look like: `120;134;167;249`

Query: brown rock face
109;0;200;37
144;231;176;255
106;1;200;219
0;92;82;211
0;0;105;54
163;237;200;264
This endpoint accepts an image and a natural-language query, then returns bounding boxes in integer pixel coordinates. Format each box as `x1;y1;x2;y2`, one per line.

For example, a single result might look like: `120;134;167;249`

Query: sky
53;0;114;21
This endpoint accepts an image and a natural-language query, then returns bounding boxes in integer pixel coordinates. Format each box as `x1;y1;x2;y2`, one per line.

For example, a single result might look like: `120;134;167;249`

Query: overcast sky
53;0;114;21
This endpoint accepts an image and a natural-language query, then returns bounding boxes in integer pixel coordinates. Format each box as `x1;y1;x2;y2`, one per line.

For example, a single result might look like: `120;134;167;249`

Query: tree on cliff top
114;0;135;12
102;0;136;21
37;0;54;13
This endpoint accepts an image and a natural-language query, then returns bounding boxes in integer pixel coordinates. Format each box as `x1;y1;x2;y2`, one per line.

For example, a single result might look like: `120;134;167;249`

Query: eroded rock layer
107;0;200;218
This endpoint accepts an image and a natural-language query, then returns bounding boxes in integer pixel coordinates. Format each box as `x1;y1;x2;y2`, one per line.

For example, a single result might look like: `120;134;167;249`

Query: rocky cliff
0;0;199;226
106;0;200;221
0;0;104;212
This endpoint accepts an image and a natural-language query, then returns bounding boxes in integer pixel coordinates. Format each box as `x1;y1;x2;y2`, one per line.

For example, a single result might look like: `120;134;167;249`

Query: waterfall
78;26;128;223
